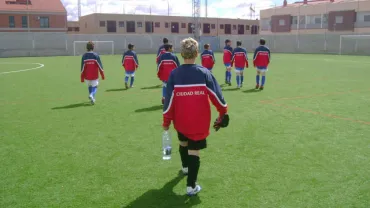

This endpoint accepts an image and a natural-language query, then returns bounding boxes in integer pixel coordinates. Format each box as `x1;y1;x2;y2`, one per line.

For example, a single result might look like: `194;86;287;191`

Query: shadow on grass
52;102;92;110
123;173;201;208
243;88;261;93
141;85;162;90
222;88;241;92
106;88;128;92
135;105;163;113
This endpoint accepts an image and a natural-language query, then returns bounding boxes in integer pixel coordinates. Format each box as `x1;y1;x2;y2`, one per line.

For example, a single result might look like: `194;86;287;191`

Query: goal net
339;35;370;55
73;41;114;56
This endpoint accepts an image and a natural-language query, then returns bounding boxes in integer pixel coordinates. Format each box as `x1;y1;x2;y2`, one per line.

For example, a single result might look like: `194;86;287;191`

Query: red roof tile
0;0;66;13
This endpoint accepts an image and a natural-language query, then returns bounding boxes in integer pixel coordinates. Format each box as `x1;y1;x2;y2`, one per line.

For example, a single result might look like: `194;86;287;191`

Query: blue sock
225;71;228;81
228;72;232;83
241;75;244;84
92;86;98;97
256;75;260;85
88;86;93;95
130;77;135;87
261;76;266;86
124;76;129;83
236;75;240;86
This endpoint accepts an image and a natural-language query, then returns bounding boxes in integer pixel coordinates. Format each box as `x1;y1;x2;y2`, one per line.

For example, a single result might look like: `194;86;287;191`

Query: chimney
283;0;287;7
303;0;308;4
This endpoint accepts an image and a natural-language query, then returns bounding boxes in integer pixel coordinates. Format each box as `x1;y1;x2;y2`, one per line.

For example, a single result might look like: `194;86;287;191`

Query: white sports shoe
187;184;202;196
89;95;95;105
182;167;188;175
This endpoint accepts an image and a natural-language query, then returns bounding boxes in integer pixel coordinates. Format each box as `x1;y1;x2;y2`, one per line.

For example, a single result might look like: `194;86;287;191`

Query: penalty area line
0;63;45;75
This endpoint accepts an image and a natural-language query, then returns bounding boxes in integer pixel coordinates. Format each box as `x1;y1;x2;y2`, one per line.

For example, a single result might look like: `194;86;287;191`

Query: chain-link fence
0;32;369;57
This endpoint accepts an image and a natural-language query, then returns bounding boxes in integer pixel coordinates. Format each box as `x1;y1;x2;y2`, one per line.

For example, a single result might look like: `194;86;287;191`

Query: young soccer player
162;37;229;196
223;39;233;85
122;43;139;89
156;37;169;65
253;38;271;90
80;41;105;105
201;44;215;72
157;43;180;104
231;41;249;89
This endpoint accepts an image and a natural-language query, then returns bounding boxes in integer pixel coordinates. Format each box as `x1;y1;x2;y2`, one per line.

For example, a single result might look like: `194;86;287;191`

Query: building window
211;24;215;29
291;16;298;24
40;17;49;28
238;24;244;34
68;27;73;31
127;21;135;32
165;22;169;28
315;17;321;24
119;21;125;27
203;23;210;34
188;23;193;34
155;22;160;27
9;16;15;28
299;16;305;24
251;25;258;34
145;21;153;33
279;19;285;26
74;27;80;32
335;16;343;24
225;24;231;34
100;21;105;27
245;25;250;30
232;25;236;30
364;15;370;22
107;20;116;33
171;22;179;33
220;24;224;29
181;23;186;28
22;16;28;28
322;14;328;24
137;22;142;27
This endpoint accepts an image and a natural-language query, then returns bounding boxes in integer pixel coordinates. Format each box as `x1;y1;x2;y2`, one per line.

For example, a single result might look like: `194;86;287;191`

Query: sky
61;0;297;21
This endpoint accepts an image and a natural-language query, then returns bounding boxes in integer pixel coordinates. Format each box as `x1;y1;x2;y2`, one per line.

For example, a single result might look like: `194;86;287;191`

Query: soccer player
163;37;229;196
201;44;215;72
80;41;105;105
231;41;249;89
156;37;169;65
122;43;139;89
223;39;233;85
157;43;180;104
253;38;271;90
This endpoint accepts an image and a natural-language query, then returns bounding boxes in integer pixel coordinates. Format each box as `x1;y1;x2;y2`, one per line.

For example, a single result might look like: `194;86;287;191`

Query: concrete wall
0;32;370;57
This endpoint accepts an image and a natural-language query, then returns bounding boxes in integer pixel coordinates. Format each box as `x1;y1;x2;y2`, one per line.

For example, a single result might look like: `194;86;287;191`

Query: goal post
339;35;370;55
73;41;114;56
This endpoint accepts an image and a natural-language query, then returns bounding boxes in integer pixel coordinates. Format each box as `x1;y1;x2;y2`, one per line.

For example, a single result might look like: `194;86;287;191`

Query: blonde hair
180;37;198;59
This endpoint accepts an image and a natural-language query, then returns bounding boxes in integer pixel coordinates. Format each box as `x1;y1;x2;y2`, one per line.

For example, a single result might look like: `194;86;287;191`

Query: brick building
67;13;259;36
260;0;370;34
0;0;67;32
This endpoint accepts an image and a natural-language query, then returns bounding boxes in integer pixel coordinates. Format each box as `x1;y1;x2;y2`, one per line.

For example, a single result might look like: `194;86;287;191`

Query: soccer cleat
130;85;134;88
255;84;260;90
228;82;232;86
125;83;129;89
181;167;188;175
225;80;228;84
187;184;202;196
259;86;264;90
89;95;95;105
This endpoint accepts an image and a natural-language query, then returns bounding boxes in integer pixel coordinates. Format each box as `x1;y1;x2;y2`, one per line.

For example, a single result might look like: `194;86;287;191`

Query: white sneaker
89;95;95;105
182;167;188;175
187;184;202;196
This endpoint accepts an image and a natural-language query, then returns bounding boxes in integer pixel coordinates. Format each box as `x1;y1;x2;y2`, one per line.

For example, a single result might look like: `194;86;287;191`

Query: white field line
0;63;45;75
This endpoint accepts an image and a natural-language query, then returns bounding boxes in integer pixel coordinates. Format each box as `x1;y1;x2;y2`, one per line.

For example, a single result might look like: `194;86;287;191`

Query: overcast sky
61;0;297;21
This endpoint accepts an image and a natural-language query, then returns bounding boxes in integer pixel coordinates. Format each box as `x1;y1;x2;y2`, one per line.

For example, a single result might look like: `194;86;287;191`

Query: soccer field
1;53;369;208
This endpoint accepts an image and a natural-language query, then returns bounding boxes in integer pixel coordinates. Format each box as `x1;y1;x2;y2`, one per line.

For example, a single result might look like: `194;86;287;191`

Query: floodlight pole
192;0;201;41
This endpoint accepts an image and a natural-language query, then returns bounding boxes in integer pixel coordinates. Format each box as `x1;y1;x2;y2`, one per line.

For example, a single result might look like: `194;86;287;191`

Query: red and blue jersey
156;45;166;64
201;49;215;70
253;45;271;69
157;52;180;82
81;52;105;82
163;64;228;141
223;46;233;65
122;50;139;72
231;47;249;69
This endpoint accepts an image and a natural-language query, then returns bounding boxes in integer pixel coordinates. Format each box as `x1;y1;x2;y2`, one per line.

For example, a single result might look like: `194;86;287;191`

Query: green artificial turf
0;53;369;208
